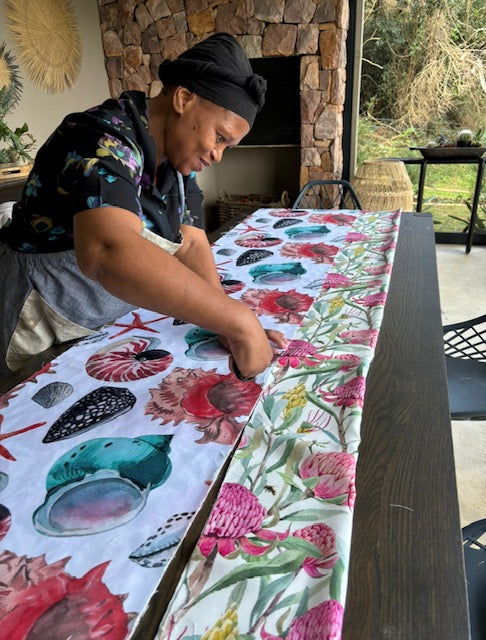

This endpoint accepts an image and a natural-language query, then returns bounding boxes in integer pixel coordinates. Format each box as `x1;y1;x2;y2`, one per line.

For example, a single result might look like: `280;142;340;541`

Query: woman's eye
217;134;226;144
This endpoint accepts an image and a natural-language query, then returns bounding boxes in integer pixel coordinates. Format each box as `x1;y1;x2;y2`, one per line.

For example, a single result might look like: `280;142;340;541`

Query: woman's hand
220;328;288;380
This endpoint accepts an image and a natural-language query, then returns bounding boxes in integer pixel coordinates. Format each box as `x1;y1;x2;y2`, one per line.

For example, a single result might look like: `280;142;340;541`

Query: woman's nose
210;147;223;163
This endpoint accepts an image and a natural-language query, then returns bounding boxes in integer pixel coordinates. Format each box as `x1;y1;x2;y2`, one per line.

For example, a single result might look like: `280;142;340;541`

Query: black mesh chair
292;179;362;210
462;519;486;640
443;314;486;420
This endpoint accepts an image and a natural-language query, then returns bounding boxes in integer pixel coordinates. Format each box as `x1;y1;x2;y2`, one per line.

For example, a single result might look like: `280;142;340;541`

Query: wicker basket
215;190;290;226
351;159;414;212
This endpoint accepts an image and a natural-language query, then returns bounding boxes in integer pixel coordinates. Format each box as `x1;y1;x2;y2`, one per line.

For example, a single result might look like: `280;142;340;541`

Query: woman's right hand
221;316;288;380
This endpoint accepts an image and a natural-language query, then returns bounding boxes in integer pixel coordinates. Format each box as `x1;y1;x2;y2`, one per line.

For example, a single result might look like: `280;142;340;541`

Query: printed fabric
0;207;400;640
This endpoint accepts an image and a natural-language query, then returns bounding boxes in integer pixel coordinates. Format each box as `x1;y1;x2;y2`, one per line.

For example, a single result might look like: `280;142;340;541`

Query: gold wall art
5;0;82;94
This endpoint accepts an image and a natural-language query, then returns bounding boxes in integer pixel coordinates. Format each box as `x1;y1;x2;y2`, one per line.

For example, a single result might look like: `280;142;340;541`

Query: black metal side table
397;154;485;254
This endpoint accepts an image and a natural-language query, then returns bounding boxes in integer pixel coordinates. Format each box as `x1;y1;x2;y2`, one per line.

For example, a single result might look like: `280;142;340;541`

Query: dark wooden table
343;212;470;639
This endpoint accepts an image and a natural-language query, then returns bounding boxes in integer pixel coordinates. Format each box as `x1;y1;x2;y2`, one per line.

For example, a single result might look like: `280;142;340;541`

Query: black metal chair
462;519;486;640
443;314;486;420
292;179;362;210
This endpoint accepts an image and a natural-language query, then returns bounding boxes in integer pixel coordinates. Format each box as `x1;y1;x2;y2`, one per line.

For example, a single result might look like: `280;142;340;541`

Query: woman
0;33;286;381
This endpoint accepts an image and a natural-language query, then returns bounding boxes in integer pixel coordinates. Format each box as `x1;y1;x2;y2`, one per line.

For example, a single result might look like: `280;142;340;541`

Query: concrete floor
435;243;486;529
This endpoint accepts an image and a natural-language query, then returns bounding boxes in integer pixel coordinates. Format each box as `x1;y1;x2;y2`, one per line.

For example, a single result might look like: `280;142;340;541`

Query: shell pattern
234;233;282;248
33;435;173;536
273;218;301;228
129;511;195;567
32;382;74;408
85;337;173;382
43;386;136;442
236;249;273;266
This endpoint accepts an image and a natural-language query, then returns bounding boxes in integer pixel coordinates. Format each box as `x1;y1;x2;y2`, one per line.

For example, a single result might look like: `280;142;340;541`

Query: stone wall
97;0;349;186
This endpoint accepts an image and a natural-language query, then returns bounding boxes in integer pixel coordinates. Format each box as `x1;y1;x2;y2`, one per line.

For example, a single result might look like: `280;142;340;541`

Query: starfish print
0;414;47;461
215;259;233;270
110;311;168;338
239;222;269;233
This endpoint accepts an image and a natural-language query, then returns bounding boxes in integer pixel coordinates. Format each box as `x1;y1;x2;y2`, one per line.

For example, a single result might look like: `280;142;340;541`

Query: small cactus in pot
456;129;473;147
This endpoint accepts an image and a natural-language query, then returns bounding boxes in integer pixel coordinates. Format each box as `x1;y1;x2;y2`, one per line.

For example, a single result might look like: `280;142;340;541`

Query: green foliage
357;115;486;234
0;42;35;164
361;0;486;128
0;121;35;164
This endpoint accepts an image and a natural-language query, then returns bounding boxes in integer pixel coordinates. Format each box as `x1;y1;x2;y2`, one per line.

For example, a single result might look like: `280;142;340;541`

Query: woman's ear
172;86;197;115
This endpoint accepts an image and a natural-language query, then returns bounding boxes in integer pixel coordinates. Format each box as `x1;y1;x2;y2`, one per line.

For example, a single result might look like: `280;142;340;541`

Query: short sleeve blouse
1;91;203;253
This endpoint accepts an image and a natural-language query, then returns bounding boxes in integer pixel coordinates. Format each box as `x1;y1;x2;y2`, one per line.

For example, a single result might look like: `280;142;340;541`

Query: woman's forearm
176;224;223;290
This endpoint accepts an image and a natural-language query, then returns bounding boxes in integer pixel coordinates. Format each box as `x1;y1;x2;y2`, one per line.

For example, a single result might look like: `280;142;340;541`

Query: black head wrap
158;33;266;127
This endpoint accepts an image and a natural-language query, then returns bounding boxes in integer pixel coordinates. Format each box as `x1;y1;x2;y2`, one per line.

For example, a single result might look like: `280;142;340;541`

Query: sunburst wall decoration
5;0;82;94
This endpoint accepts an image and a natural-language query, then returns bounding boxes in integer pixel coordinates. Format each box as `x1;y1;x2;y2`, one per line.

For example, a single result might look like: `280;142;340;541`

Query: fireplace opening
242;56;301;147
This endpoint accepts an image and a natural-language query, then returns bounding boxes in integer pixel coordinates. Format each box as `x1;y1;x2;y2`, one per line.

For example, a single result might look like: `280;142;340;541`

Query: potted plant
0;42;35;169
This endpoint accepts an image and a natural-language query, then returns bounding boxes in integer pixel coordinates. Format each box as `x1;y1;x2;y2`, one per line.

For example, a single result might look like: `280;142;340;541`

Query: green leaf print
192;550;308;605
249;572;295;629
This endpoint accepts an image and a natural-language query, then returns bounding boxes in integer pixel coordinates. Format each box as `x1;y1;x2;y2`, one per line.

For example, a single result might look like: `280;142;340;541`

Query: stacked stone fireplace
97;0;349;190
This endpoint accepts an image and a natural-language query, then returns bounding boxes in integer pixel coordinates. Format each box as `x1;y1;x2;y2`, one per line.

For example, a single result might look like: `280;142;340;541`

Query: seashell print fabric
0;207;400;638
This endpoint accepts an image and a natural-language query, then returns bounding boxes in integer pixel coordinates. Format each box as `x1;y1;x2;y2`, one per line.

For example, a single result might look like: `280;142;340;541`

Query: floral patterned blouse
0;91;203;253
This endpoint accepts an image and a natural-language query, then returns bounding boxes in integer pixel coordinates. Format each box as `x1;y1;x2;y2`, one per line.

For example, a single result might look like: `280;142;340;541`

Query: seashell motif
236;249;273;266
0;504;11;541
305;278;327;290
85;337;172;382
273;218;301;228
216;247;236;256
184;327;228;361
255;217;271;223
33;434;173;536
270;209;307;217
285;225;331;239
220;276;245;295
43;387;136;442
173;318;186;325
129;511;195;567
249;262;306;285
235;233;282;248
32;381;74;408
0;472;8;493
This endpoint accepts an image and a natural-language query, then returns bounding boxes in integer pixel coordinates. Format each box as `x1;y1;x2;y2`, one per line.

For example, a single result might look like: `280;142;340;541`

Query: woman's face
165;90;250;176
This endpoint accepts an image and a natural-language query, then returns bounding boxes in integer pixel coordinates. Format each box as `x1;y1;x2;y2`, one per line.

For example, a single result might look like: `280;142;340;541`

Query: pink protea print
287;599;344;640
365;264;392;276
145;368;261;445
332;353;362;371
299;451;357;507
293;523;338;577
339;328;379;349
321;375;366;408
377;240;396;252
322;273;354;289
199;483;285;557
277;340;328;369
345;231;369;242
241;289;314;325
280;242;339;264
0;551;130;640
352;291;387;308
308;213;356;226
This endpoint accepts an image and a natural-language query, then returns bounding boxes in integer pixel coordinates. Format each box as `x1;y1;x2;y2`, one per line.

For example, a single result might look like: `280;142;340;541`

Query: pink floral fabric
157;207;400;639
